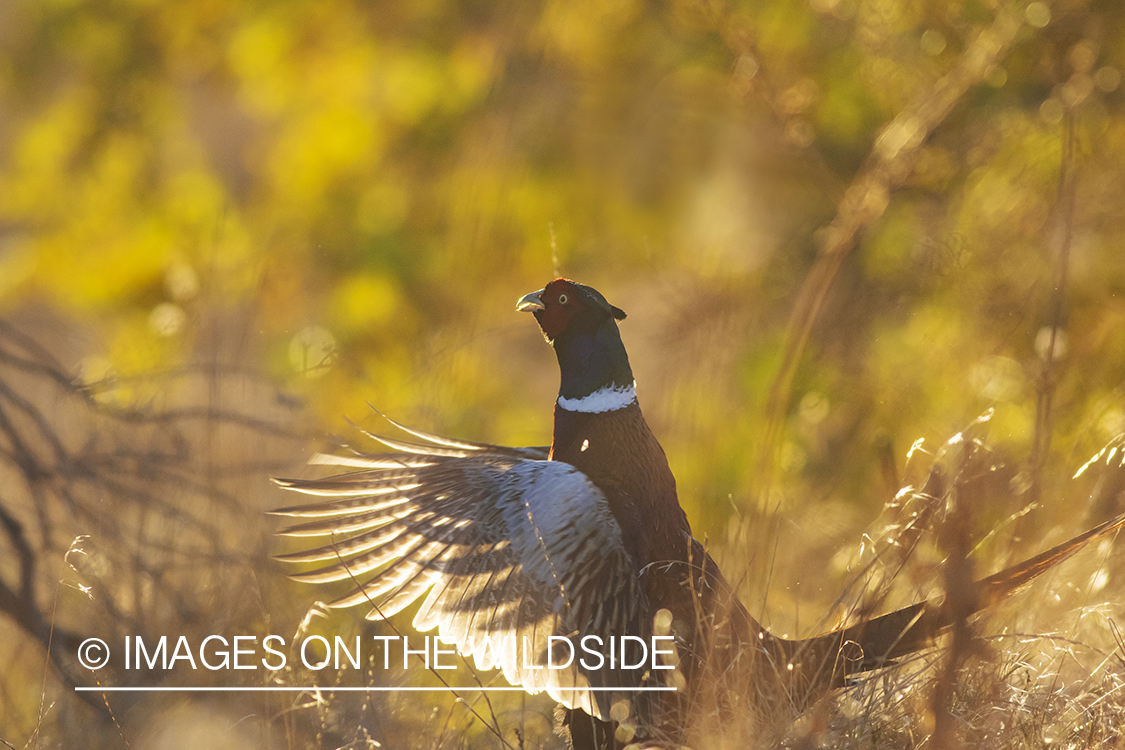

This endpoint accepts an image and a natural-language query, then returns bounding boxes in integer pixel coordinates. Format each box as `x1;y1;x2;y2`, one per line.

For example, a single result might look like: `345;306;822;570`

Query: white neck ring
557;383;637;413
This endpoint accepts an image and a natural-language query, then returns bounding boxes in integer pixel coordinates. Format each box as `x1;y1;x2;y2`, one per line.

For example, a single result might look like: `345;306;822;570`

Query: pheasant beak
515;289;545;313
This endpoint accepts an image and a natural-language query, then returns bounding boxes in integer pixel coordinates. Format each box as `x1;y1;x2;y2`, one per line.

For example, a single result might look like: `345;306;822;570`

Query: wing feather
274;436;657;721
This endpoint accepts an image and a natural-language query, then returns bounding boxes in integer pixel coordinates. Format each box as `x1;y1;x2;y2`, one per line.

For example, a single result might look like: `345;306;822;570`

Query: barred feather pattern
272;434;657;720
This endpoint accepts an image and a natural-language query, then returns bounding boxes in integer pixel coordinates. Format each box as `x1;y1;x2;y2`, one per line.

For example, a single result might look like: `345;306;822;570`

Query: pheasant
273;278;1125;748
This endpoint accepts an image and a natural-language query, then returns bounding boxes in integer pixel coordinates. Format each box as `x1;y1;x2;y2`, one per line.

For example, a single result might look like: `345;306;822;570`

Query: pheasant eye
557;293;569;305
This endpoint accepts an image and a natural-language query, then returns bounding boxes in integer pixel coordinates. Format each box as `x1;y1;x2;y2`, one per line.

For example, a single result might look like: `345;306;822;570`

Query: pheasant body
274;278;1125;749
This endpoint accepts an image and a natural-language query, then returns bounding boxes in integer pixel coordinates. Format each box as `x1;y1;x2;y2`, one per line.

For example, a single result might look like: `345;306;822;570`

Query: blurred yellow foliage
2;1;1125;747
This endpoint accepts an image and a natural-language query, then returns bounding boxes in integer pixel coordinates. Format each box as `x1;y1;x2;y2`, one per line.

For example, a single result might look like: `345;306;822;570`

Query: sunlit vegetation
1;0;1124;747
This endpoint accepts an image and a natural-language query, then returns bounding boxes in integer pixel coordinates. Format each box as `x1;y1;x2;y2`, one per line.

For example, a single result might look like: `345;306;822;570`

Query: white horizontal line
75;686;676;693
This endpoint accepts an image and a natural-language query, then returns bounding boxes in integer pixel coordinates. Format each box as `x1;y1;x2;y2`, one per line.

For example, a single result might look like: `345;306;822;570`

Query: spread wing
272;426;659;720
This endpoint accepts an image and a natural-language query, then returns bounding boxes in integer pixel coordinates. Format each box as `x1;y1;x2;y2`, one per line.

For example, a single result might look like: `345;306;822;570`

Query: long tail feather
791;510;1125;694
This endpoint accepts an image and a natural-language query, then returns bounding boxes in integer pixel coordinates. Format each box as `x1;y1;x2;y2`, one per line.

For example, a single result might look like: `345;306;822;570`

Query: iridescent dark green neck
552;321;634;404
